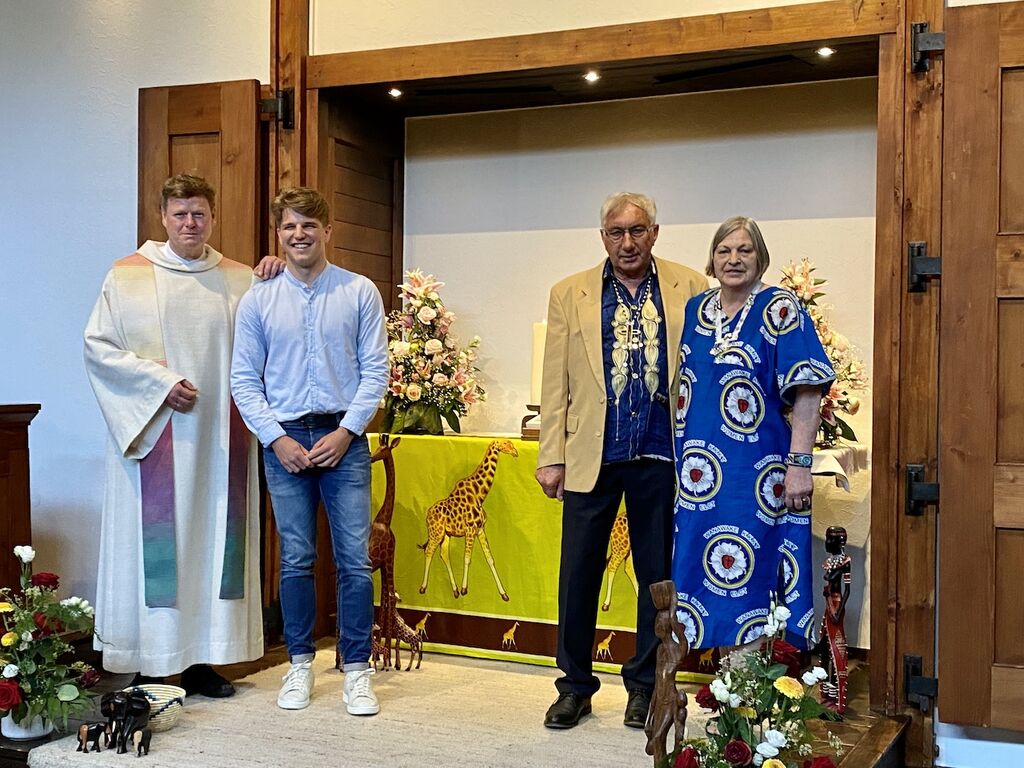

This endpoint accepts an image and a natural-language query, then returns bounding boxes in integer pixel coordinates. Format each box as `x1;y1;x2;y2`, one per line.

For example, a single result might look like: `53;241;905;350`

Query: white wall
0;1;270;601
404;77;877;646
311;0;815;53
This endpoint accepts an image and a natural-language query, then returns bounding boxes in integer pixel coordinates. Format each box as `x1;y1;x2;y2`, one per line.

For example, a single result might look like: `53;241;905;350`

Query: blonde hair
161;174;216;215
705;216;770;278
272;187;331;227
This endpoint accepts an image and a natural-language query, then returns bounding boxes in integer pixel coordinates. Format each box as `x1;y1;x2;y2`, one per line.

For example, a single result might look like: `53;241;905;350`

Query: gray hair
600;192;657;228
705;216;771;279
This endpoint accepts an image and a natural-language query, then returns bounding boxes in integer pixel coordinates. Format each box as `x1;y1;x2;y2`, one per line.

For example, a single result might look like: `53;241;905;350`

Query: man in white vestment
84;174;268;697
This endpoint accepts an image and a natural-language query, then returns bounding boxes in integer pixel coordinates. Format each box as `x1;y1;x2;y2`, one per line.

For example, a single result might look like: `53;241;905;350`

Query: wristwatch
785;452;813;468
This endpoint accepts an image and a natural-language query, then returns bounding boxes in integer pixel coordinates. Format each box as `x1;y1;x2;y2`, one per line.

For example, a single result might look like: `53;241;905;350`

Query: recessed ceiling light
388;87;403;98
816;46;836;58
583;70;601;83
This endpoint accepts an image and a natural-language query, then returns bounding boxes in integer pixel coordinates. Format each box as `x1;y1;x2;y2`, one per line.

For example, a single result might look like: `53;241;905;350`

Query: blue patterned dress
671;286;835;649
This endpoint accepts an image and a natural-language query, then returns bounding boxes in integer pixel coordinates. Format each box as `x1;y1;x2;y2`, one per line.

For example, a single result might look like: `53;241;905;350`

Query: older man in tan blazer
537;192;706;730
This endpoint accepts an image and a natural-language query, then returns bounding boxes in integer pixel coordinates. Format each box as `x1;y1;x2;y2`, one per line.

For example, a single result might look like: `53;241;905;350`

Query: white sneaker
343;668;380;716
277;660;314;710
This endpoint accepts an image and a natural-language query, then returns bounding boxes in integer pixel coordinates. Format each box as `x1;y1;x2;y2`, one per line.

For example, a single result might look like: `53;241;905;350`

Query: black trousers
555;458;675;697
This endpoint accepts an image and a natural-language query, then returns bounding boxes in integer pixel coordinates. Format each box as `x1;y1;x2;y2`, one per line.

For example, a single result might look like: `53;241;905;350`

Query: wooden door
939;1;1024;729
138;80;261;266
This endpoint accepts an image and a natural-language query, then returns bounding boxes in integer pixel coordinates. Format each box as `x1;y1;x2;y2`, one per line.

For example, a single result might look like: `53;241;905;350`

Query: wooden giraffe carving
596;631;616;660
601;507;639;611
370;435;401;669
502;621;520;649
418;439;518;600
373;605;423;671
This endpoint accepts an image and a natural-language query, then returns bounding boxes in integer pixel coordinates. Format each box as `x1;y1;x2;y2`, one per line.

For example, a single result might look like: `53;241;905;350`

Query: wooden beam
307;0;897;88
274;0;309;191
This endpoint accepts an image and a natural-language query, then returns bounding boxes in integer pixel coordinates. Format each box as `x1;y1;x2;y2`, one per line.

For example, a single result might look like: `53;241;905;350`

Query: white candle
530;320;547;405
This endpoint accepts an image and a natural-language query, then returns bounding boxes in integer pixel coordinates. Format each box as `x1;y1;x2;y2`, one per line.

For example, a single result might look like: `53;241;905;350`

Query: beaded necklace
710;283;762;357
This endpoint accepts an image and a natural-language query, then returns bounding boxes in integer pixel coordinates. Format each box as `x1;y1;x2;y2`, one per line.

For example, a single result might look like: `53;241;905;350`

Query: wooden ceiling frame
286;1;945;762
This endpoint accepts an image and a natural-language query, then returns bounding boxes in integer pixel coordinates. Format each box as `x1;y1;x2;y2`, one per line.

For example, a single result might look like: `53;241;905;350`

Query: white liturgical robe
84;240;263;675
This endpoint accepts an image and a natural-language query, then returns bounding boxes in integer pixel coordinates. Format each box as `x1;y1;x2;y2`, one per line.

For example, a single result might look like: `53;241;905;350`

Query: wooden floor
0;647;906;767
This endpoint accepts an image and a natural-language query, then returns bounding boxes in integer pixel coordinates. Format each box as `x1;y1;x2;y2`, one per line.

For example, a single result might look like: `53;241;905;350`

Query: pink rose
406;384;422;402
417;306;437;324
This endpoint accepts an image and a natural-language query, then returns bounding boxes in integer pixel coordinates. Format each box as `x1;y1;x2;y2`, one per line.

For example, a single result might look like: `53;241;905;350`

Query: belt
280;411;346;429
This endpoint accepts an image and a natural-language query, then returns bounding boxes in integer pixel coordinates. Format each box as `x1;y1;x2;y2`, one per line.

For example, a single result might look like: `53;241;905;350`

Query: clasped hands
271;429;354;473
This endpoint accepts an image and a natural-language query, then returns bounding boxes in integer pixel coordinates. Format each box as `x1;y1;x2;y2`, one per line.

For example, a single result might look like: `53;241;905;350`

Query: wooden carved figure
418;439;518;600
816;526;852;716
370;434;402;669
133;727;152;757
76;722;111;753
415;612;431;639
392;608;424;670
595;631;616;660
644;580;690;768
502;621;520;649
602;507;639;611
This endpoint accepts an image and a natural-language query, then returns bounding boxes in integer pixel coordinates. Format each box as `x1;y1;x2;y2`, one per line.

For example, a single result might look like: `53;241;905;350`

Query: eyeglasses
603;226;652;242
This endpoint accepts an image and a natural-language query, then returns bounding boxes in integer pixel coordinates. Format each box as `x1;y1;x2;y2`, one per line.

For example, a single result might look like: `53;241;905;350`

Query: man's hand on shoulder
271;435;314;473
253;255;286;280
536;464;566;501
308;427;354;468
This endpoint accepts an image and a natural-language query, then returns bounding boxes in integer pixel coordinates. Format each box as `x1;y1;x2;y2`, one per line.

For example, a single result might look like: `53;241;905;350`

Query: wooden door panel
139;80;260;266
940;2;1024;729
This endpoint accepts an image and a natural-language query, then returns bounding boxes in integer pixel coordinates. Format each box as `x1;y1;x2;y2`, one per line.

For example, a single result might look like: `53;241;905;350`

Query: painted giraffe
417;439;517;600
596;631;616;660
502;621;520;649
601;506;639;611
415;612;431;639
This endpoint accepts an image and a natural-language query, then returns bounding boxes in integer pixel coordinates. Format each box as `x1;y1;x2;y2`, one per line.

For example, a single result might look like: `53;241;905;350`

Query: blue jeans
263;424;373;666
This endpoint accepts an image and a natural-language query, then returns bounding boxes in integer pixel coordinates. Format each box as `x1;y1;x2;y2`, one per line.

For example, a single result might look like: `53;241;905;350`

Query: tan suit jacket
537;258;708;493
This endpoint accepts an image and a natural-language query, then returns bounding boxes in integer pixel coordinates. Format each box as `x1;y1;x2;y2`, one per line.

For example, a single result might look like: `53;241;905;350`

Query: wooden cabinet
0;405;40;590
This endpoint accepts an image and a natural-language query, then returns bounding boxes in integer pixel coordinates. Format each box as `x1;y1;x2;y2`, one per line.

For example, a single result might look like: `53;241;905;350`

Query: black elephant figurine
133;727;152;757
100;689;151;754
75;721;111;752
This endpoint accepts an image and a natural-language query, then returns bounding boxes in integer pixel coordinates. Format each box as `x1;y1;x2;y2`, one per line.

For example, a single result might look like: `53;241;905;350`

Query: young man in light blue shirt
231;187;389;715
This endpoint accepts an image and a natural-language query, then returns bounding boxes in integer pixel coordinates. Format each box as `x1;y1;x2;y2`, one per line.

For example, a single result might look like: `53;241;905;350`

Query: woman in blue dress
671;216;834;650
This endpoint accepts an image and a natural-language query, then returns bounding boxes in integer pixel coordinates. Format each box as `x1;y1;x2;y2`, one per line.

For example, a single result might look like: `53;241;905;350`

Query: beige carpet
28;650;707;768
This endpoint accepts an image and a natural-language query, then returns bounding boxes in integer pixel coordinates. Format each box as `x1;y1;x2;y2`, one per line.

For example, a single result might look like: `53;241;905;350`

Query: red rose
695;683;720;711
673;746;700;768
0;680;22;711
803;759;837;768
770;638;803;678
723;739;753;766
29;572;59;590
78;668;101;689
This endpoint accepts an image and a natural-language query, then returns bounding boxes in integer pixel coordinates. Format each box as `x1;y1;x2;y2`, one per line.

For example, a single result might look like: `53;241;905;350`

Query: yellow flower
735;706;757;718
774;676;804;699
0;632;18;647
0;603;13;613
763;760;786;768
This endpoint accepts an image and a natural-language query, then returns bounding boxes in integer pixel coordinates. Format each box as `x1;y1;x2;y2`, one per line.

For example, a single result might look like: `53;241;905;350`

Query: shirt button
599;397;605;404
630;412;636;417
632;373;639;379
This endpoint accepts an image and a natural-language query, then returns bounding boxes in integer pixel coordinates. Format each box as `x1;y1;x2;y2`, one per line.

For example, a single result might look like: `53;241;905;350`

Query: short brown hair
272;187;331;228
705;216;771;279
161;174;216;215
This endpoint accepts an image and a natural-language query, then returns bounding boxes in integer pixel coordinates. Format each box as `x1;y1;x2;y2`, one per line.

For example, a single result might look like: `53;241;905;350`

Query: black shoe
543;692;592;729
624;688;651;728
180;664;235;698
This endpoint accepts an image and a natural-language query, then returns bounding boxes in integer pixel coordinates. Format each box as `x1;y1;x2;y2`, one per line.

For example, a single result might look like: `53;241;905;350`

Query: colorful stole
112;253;250;607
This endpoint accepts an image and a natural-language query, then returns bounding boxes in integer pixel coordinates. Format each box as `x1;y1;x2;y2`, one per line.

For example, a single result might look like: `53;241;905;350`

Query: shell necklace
609;276;661;405
710;282;762;357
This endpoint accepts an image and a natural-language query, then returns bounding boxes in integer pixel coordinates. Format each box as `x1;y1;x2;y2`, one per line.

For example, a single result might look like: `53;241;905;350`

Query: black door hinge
905;654;938;713
912;22;946;73
260;88;295;129
906;464;939;516
908;241;941;293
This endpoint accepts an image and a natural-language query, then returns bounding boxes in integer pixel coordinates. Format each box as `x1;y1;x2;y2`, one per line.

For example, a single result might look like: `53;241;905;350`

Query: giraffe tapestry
418;439;518;600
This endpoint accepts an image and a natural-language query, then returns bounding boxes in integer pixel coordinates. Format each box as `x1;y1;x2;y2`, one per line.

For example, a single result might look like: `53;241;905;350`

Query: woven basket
123;684;185;732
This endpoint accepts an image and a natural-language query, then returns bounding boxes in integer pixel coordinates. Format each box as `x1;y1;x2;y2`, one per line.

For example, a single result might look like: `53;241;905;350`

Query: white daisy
681;455;715;494
709;541;747;581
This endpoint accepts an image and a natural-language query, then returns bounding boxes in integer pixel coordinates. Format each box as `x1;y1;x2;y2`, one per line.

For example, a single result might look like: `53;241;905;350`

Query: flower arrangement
0;546;98;729
668;596;842;768
779;259;869;447
380;270;486;435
